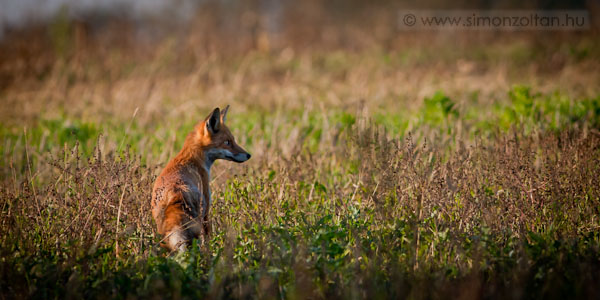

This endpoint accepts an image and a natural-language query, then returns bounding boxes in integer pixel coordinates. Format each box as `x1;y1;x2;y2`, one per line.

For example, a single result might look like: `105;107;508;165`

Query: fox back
151;105;251;252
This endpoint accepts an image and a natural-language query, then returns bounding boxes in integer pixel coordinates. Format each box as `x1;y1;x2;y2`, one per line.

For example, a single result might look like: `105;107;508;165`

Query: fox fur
151;106;251;252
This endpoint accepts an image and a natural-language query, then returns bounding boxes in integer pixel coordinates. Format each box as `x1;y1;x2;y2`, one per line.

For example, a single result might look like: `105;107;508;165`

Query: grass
2;85;599;298
1;12;600;298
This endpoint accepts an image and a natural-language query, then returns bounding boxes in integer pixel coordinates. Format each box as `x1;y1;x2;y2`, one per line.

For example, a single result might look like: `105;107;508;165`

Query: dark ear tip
211;108;221;120
207;107;221;133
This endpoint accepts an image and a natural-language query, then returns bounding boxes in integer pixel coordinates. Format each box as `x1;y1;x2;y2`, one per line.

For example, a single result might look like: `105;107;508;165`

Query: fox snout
229;141;251;163
230;151;251;163
204;147;251;163
224;142;251;163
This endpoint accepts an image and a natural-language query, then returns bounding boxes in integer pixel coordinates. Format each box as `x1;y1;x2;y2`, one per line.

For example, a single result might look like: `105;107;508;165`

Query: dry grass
1;3;600;298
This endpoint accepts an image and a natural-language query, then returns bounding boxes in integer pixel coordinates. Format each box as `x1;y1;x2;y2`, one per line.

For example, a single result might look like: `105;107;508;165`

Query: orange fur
151;106;250;252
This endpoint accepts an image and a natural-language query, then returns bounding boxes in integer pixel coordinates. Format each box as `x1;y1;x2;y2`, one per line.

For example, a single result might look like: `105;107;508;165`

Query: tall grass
1;7;600;298
2;92;600;298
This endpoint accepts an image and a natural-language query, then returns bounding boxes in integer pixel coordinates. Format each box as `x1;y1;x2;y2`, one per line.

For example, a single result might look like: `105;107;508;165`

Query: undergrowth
1;86;600;299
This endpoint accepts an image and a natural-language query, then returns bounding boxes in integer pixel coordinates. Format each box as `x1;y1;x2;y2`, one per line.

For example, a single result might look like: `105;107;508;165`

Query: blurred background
0;0;598;127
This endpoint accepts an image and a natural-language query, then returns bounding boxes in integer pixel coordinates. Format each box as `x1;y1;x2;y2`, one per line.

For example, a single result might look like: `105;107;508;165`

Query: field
1;4;600;299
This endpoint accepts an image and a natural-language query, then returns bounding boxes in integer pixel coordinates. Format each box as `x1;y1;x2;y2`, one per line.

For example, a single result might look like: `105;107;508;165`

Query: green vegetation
2;83;599;298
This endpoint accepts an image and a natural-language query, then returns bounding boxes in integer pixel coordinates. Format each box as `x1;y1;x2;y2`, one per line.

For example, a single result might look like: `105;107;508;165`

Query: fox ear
221;105;230;124
206;107;221;134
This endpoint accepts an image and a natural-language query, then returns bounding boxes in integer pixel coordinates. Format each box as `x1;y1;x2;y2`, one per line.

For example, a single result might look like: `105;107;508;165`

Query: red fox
151;105;251;252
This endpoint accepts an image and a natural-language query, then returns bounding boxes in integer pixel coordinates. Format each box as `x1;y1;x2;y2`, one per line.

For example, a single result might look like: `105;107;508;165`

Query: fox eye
224;140;230;146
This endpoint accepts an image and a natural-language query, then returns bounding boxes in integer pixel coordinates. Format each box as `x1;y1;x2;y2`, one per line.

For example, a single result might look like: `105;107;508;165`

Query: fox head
197;105;251;165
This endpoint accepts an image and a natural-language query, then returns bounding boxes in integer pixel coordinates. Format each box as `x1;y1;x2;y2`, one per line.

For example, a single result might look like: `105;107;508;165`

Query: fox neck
174;132;215;207
203;154;215;178
176;131;214;178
